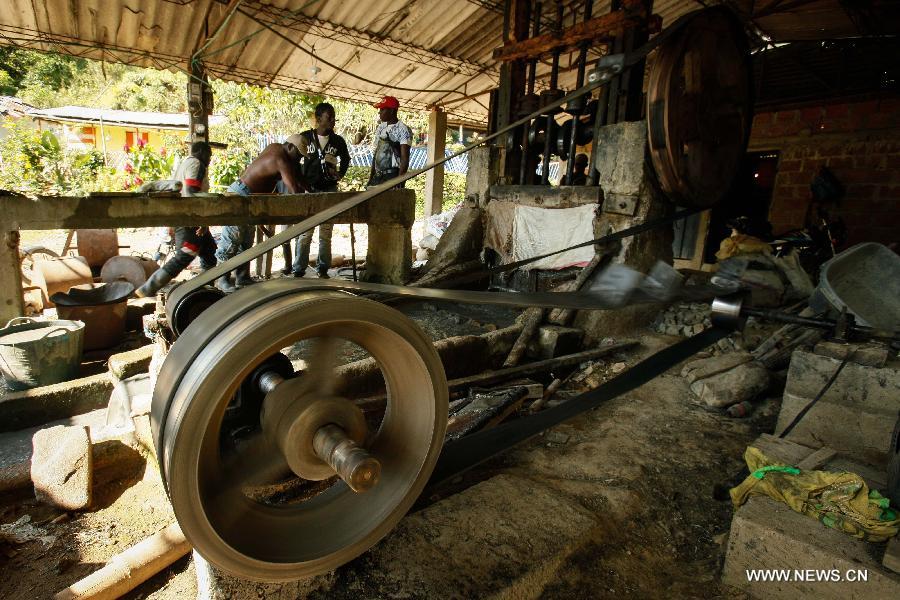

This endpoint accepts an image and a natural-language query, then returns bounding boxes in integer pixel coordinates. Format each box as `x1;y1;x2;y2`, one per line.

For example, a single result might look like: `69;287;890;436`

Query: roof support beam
240;0;495;78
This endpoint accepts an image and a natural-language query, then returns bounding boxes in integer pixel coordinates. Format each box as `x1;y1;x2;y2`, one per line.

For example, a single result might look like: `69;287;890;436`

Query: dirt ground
0;321;774;599
3;230;776;597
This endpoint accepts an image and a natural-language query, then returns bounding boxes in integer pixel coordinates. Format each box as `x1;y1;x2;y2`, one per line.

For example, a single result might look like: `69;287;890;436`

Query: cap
374;96;400;109
285;134;309;158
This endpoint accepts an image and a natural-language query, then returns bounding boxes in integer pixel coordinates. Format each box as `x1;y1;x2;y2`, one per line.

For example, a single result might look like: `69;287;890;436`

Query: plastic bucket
0;317;85;391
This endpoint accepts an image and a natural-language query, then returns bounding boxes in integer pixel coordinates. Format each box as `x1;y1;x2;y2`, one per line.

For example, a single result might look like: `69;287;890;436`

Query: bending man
135;141;216;298
217;137;307;293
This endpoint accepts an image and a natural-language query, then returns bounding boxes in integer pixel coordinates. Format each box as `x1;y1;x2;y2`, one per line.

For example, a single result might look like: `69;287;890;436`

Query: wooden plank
492;4;657;62
0;190;415;230
424;108;447;218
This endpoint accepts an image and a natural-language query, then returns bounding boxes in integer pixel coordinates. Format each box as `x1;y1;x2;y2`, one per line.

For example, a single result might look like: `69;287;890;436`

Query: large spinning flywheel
152;281;447;581
151;7;751;583
647;8;752;208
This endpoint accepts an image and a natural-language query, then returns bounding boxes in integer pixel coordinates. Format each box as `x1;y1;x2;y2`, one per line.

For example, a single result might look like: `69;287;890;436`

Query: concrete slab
776;349;900;466
724;435;900;598
31;425;92;510
107;344;153;381
723;495;900;599
0;372;114;433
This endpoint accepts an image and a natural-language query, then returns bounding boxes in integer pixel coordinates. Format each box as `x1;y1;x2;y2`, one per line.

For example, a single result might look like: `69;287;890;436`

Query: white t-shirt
373;121;413;170
172;155;208;197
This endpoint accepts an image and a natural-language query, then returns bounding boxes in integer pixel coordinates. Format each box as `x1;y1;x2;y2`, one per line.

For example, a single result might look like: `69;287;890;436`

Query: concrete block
107;344;154;380
813;341;891;368
531;325;583;359
777;350;900;465
361;224;411;284
885;537;900;574
723;495;900;599
0;372;114;433
31;425;92;510
594;121;647;197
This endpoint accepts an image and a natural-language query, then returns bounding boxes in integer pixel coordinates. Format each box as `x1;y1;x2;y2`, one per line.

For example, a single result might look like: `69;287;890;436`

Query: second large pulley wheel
647;7;752;208
151;281;448;581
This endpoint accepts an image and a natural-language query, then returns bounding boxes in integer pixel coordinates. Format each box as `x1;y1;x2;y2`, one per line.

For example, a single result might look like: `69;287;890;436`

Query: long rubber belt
430;326;732;483
166;12;696;314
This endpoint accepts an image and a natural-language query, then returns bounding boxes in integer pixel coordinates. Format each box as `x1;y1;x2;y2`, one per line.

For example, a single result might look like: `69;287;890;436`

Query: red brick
824;103;850;118
778;159;802;172
845;184;878;199
799;107;823;127
879;186;900;200
824;157;853;169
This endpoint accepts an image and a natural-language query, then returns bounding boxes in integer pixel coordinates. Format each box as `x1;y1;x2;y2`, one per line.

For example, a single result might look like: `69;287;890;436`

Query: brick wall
748;97;900;247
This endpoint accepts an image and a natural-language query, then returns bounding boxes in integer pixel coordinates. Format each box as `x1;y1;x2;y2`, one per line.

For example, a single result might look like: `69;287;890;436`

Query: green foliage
209;149;251;192
0;117;107;195
121;140;176;189
0;48;85;99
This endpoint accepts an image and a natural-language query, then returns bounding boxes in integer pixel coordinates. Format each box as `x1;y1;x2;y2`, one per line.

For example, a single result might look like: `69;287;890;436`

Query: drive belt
429;326;731;483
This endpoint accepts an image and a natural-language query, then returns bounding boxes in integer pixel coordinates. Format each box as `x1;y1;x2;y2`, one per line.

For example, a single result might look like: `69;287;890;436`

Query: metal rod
564;1;594;185
313;424;381;493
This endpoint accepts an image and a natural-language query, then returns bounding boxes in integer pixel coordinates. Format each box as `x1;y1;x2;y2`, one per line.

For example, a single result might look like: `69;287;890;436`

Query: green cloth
730;446;899;542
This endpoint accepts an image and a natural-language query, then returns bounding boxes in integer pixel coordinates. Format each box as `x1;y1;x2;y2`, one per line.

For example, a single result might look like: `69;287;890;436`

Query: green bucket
0;317;85;391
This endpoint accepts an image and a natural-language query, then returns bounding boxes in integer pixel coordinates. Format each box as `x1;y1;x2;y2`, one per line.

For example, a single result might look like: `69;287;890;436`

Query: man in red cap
367;95;413;187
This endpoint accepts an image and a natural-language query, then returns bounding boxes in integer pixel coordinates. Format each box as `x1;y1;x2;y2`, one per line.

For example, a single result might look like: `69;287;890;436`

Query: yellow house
25;104;225;169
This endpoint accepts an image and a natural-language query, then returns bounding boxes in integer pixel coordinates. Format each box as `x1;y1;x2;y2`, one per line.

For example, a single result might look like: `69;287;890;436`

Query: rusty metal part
647;8;751;208
101;255;157;288
32;256;93;308
313;424;381;493
153;287;447;581
76;229;121;268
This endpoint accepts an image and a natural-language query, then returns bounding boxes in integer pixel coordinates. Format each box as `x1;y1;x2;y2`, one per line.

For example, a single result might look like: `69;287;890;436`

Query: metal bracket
602;193;639;216
587;53;625;84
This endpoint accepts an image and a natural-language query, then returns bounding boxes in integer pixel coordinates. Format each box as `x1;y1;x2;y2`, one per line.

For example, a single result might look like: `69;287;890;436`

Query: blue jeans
217;180;254;263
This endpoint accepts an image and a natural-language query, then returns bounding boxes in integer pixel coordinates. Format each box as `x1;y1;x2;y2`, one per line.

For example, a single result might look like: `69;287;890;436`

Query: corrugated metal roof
0;1;890;126
28;105;227;129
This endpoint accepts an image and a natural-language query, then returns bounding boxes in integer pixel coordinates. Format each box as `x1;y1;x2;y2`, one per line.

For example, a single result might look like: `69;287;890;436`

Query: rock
813;340;890;368
108;345;154;381
534;325;583;360
415;247;430;262
419;233;440;251
31;425;92;511
689;360;770;409
545;431;570;445
610;362;627;374
665;325;681;336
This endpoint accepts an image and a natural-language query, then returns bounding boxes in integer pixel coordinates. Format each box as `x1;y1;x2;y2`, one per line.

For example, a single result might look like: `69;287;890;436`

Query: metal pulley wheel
152;281;448;581
646;7;752;208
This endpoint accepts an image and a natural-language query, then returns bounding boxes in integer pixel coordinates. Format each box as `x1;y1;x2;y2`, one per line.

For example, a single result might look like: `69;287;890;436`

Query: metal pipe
313;424;381;493
520;1;542;185
564;0;593;185
258;370;285;394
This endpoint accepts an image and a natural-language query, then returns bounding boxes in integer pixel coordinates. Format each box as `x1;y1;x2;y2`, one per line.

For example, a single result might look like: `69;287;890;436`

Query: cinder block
107;344;154;381
0;373;114;433
31;425;92;510
723;496;900;599
776;350;900;465
812;341;890;368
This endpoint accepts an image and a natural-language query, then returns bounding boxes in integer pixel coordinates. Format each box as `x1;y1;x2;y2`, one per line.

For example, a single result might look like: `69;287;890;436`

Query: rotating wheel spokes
153;286;448;581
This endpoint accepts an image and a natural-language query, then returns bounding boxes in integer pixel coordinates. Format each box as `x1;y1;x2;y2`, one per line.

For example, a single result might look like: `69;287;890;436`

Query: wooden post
424;108;447;218
0;230;24;323
187;61;211;143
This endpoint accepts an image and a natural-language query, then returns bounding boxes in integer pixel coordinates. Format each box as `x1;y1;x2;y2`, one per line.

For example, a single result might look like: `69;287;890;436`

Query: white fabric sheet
512;204;596;270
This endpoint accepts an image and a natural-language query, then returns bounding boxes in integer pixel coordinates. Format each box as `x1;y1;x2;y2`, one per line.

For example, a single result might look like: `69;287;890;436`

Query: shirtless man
216;137;308;292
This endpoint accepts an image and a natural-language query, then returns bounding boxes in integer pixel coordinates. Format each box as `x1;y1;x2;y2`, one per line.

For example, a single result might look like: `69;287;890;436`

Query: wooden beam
0;230;23;324
0;190;416;230
492;4;657;62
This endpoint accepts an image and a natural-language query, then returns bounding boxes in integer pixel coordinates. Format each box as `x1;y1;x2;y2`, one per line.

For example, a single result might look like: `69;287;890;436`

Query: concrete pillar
465;146;501;208
574;121;673;342
362;224;412;284
0;230;24;323
424;108;447;217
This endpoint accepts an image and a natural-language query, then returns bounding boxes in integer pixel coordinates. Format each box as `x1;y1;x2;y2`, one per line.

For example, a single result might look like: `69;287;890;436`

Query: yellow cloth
715;233;772;260
730;446;899;542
